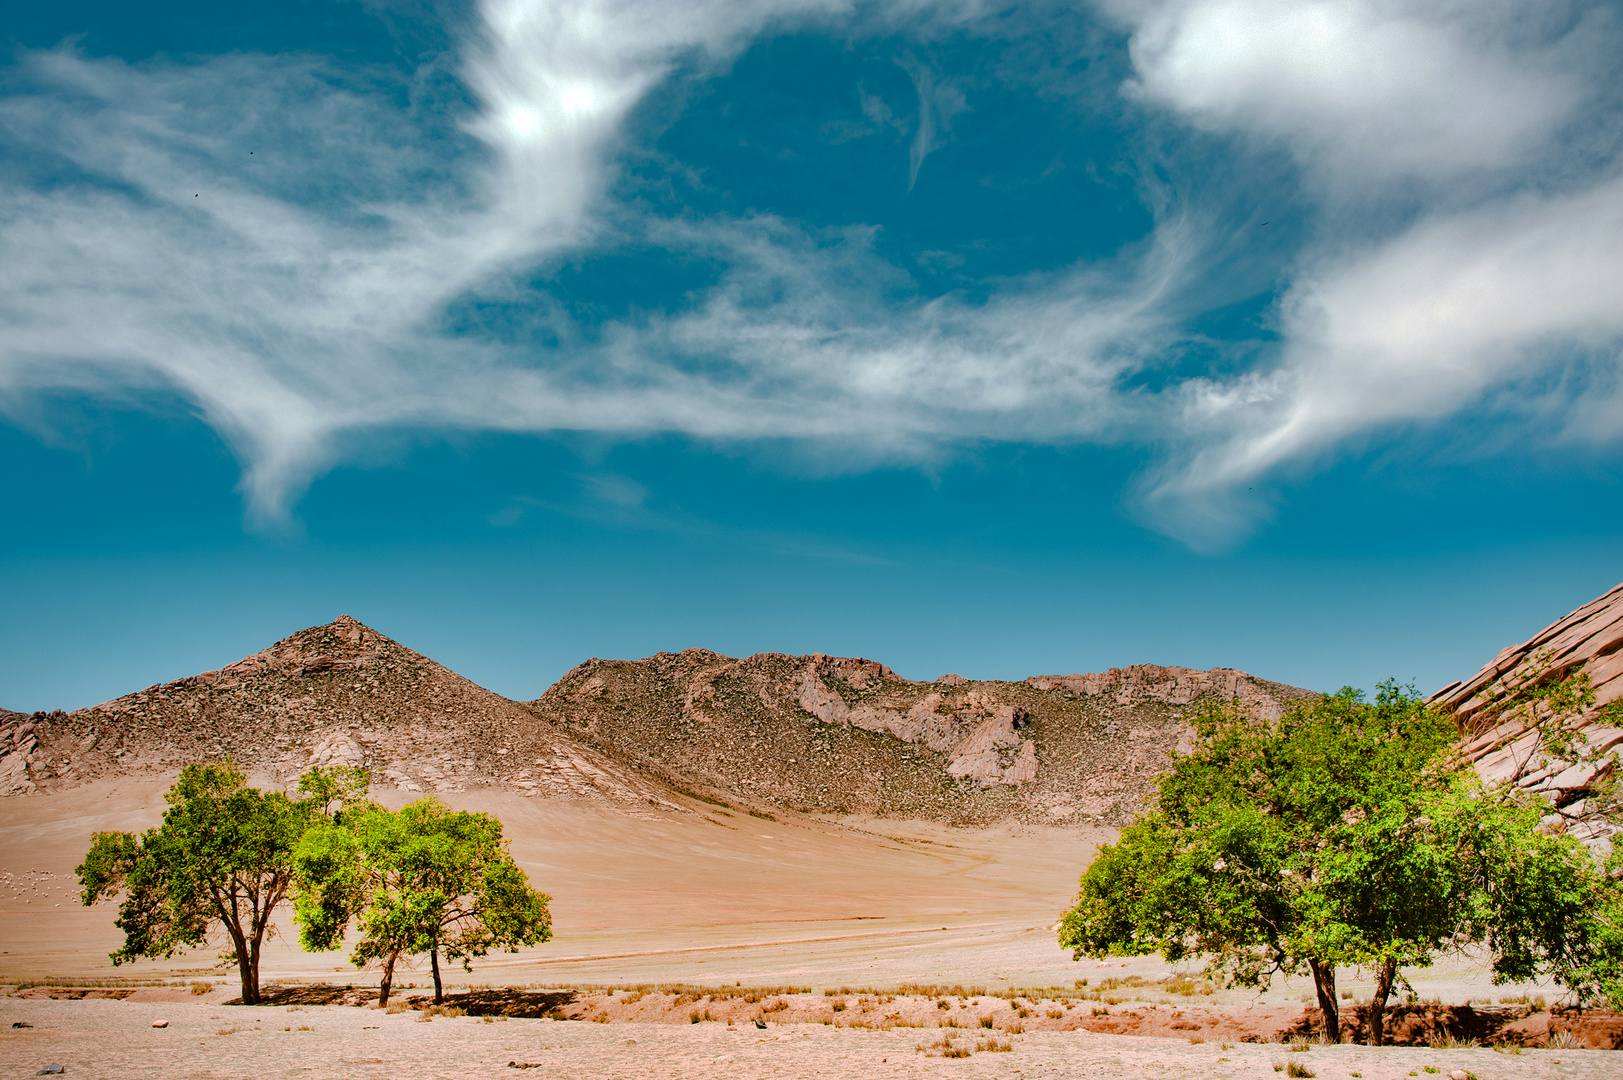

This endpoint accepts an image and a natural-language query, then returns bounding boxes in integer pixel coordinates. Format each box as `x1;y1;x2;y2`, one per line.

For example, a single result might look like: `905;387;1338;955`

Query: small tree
76;763;350;1004
293;797;551;1005
1058;684;1607;1043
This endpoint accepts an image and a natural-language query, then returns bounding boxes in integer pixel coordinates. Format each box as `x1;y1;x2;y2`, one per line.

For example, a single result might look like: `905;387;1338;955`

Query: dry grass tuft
416;1004;463;1022
917;1032;973;1058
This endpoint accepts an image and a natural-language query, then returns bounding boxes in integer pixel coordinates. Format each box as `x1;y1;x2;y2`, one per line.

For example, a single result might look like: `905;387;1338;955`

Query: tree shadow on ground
227;984;377;1007
438;988;578;1018
228;984;578;1017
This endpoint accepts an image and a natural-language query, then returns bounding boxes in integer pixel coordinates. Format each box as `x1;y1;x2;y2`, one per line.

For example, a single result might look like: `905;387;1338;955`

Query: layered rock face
3;618;1313;826
1430;581;1623;833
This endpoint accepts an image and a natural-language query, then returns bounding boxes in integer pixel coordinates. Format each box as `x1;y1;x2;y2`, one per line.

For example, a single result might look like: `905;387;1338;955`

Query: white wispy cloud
1104;0;1623;544
1111;0;1591;186
1143;171;1623;542
900;57;967;190
0;0;1619;549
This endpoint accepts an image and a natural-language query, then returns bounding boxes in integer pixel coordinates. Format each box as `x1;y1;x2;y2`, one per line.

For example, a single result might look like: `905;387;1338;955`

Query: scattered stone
151;1020;168;1028
35;1067;64;1076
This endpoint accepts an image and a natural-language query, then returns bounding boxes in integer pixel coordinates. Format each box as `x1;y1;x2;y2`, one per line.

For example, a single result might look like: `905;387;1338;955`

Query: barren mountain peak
0;617;678;814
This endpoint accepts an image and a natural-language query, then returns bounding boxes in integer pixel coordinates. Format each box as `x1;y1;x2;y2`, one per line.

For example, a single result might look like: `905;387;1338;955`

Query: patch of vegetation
1059;680;1623;1045
293;791;551;1007
77;763;348;1004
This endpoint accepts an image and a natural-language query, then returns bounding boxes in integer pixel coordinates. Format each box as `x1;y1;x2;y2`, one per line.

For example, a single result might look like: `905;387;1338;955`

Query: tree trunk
222;917;257;1006
431;947;443;1005
245;937;261;1007
1368;957;1398;1047
1308;959;1340;1044
237;956;258;1006
378;952;398;1008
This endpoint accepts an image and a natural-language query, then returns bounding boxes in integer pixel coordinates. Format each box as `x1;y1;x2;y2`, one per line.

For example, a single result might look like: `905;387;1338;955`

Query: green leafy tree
293;797;552;1005
1058;683;1609;1043
75;763;354;1004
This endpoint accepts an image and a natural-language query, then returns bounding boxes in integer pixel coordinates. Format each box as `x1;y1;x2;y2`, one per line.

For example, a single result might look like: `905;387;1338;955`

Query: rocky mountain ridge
0;617;1313;826
529;652;1311;824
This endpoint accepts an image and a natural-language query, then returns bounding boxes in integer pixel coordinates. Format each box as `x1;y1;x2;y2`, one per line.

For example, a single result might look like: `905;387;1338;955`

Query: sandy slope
0;775;1112;989
0;776;1571;1010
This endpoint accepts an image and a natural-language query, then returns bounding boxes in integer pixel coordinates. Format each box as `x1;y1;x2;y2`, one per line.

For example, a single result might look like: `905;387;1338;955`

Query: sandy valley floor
0;775;1608;1077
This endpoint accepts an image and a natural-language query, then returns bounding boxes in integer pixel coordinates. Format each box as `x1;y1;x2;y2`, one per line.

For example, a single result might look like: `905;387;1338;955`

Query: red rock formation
1429;581;1623;832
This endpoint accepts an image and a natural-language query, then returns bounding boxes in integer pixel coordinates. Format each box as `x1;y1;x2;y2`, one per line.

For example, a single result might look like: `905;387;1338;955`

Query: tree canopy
1058;682;1617;1044
76;763;352;1004
293;796;551;1005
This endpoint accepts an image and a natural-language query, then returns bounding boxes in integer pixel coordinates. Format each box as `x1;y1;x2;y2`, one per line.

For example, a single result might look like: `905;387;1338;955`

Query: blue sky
4;1;1623;711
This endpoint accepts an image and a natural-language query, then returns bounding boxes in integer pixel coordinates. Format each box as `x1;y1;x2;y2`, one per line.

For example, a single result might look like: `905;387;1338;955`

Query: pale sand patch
0;997;1613;1080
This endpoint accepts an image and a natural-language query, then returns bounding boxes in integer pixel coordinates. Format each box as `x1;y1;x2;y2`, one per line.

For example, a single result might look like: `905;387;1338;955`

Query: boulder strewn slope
528;652;1313;825
1430;580;1623;831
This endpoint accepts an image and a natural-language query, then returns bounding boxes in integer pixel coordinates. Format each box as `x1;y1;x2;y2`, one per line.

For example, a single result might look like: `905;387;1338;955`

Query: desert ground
4;992;1618;1080
0;775;1607;1077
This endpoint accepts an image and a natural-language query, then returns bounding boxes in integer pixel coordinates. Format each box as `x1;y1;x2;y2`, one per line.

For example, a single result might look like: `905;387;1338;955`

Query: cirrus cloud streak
0;0;1620;548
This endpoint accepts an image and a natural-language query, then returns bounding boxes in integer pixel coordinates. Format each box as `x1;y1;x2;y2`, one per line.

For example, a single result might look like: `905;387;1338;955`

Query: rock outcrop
1026;665;1294;720
0;710;42;796
1430;581;1623;834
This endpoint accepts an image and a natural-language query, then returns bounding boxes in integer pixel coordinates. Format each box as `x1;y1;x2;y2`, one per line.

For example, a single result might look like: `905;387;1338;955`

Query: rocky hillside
528;652;1313;826
0;617;680;816
1;617;1314;827
1430;580;1623;835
